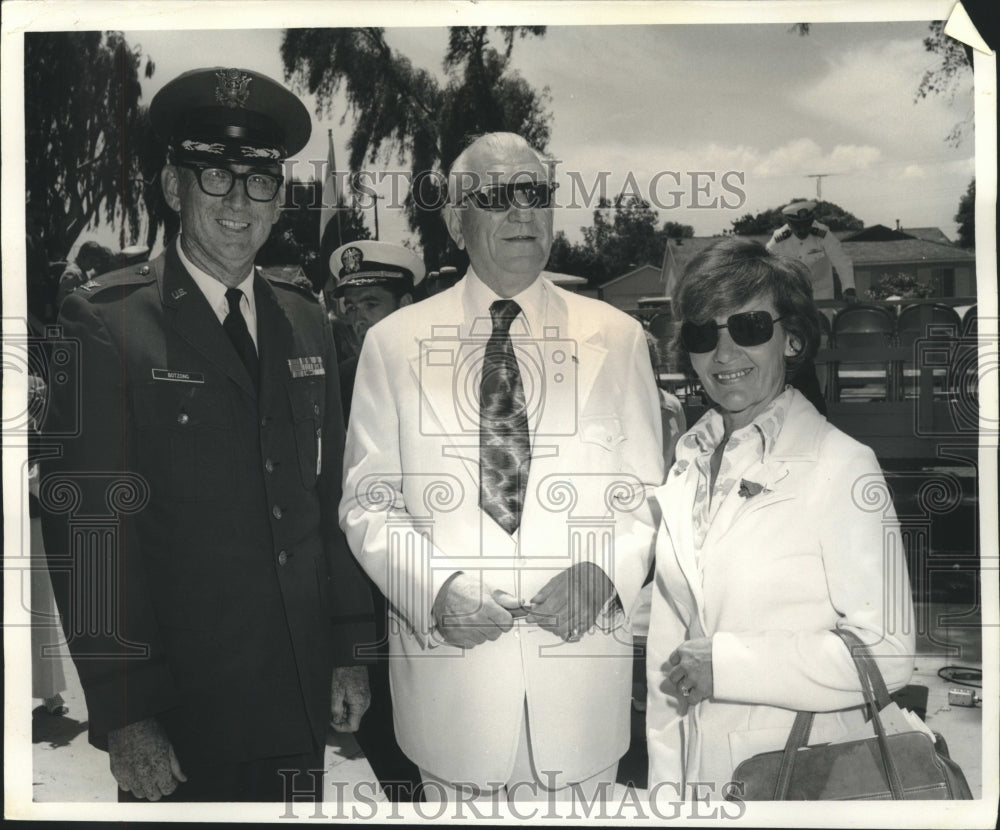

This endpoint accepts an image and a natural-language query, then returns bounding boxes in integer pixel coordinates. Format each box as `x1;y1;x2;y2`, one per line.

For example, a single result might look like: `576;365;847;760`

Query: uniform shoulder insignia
774;228;792;242
810;226;827;238
75;262;156;298
263;269;318;301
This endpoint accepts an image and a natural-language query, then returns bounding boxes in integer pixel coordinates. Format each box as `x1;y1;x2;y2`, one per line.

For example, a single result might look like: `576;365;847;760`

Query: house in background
597;225;975;312
597;238;722;310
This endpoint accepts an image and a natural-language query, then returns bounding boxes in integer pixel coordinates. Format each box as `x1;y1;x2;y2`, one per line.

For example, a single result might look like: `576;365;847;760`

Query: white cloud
794;39;974;157
902;164;926;178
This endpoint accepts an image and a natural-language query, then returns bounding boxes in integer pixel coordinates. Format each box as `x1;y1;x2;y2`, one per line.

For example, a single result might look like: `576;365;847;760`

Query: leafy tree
663;221;695;240
954;178;975;249
867;272;934;301
24;31;165;262
547;195;678;285
731;199;863;235
916;21;974;146
256;180;372;290
281;26;551;269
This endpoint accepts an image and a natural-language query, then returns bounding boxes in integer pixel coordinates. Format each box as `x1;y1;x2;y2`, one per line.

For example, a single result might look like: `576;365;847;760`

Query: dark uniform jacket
40;241;373;767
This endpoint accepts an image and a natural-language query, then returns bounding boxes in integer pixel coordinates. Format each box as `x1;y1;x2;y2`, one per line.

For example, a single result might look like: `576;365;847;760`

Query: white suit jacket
341;274;664;786
646;390;914;794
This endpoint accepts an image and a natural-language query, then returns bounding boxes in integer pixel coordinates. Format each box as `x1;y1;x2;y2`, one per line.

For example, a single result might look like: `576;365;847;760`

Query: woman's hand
662;637;714;705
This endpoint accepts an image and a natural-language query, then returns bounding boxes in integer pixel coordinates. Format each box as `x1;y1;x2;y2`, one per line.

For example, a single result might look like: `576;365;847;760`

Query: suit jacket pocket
288;381;323;490
133;384;235;502
579;415;626;451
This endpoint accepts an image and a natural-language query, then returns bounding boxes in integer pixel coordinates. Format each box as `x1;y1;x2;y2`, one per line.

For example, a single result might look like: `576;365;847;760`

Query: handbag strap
772;629;905;800
832;628;892;708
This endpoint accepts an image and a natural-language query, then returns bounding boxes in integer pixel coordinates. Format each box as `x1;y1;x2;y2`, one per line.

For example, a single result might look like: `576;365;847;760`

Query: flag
660;239;679;298
319;129;343;267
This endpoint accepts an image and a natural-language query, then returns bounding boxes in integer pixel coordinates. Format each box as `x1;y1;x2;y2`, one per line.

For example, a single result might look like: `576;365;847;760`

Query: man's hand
431;573;517;648
330;665;370;733
663;637;713;706
107;717;187;801
527;562;615;642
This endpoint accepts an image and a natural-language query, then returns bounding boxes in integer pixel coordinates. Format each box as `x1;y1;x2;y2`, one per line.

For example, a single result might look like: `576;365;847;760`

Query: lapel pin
171;288;188;300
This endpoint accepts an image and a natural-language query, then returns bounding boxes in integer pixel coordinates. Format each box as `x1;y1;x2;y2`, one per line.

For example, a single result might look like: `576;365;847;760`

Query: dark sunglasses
462;180;558;211
177;163;283;202
681;311;786;353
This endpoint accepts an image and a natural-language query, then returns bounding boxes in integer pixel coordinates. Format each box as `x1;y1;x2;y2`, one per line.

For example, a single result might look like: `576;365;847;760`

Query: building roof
843;224;915;242
900;227;953;245
841;237;975;265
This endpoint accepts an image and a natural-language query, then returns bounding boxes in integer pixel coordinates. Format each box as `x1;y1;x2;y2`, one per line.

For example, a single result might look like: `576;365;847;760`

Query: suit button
277;550;288;566
272;505;283;519
177;413;190;425
264;458;274;473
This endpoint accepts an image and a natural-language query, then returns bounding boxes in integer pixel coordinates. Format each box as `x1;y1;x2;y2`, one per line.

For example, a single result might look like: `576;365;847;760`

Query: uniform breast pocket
133;384;236;502
579;415;626;452
288;381;323;490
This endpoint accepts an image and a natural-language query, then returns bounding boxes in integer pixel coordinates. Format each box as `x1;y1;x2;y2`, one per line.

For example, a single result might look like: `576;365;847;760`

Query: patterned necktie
223;287;259;391
479;299;531;534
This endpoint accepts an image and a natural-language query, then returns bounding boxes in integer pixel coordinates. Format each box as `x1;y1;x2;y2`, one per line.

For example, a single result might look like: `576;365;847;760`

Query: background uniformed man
766;200;857;303
330;240;425;422
41;66;372;802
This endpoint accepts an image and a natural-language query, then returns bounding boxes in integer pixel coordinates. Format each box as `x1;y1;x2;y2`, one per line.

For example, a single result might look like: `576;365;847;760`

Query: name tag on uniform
151;369;205;384
288;356;325;378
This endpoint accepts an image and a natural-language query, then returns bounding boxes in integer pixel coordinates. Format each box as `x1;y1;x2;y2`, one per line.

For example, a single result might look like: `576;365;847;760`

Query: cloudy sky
116;16;975;254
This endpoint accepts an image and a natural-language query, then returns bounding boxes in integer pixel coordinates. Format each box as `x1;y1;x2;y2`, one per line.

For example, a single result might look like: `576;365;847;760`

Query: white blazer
646;390;914;795
341;275;665;786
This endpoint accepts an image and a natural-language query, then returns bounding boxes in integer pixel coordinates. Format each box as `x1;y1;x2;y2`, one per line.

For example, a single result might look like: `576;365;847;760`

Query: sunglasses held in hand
681;311;786;353
461;180;558;211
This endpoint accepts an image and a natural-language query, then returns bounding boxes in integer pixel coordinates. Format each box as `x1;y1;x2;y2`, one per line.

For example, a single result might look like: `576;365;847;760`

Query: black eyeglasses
461;181;558;211
681;311;786;353
177;163;283;202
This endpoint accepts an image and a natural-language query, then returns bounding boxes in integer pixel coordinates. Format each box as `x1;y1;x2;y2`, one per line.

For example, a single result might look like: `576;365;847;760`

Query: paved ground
29;602;983;805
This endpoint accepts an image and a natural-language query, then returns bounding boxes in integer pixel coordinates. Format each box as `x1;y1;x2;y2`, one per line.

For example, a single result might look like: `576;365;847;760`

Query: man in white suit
340;133;664;803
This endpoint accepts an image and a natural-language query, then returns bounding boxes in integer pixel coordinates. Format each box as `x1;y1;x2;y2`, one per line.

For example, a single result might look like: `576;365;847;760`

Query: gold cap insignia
215;69;252;109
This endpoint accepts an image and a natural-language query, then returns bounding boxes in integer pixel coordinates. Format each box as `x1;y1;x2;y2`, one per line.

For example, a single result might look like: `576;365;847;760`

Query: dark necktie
223;287;259;391
479;299;531;534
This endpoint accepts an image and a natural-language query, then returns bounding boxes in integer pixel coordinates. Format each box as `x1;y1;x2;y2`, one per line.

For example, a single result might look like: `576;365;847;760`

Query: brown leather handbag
729;628;973;800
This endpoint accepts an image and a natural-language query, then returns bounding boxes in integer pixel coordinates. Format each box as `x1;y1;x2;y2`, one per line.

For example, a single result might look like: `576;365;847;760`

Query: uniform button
177;413;190;425
260;415;269;428
272;505;283;519
264;458;274;473
313;403;320;415
277;550;288;566
138;265;150;276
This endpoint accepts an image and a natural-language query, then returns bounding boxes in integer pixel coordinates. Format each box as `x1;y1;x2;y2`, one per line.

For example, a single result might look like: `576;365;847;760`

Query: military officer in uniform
40;67;373;802
766;200;857;302
331;240;425;423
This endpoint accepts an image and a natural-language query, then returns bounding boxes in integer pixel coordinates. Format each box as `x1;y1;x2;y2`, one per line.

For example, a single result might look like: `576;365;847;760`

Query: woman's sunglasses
681;311;786;353
461;181;558;211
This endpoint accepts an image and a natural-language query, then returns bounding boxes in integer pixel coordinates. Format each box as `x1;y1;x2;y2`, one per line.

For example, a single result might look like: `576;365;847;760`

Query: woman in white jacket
645;238;914;800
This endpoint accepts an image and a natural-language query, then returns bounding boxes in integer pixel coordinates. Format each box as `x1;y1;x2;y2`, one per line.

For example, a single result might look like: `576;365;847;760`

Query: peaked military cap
782;200;817;221
150;67;311;164
330;241;426;297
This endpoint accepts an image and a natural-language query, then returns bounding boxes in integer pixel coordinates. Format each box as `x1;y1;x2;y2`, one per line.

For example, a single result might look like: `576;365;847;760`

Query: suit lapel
160;244;257;399
409;289;480;488
654;474;708;632
254;274;292;402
